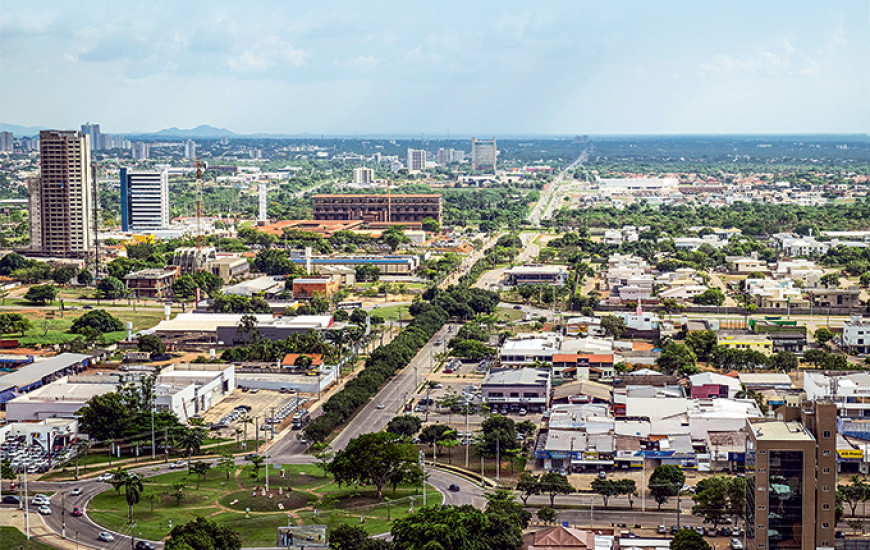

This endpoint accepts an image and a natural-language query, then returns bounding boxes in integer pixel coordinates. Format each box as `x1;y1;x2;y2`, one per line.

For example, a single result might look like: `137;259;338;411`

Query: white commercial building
352;167;375;185
499;335;559;367
842;316;870;354
153;364;236;422
406;149;426;171
120;168;169;232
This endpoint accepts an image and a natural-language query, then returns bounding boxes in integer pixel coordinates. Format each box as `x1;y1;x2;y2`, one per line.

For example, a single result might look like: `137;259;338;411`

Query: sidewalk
1;508;81;550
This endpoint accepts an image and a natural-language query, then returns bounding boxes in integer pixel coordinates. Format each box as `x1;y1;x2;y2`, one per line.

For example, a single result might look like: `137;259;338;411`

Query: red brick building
312;194;441;224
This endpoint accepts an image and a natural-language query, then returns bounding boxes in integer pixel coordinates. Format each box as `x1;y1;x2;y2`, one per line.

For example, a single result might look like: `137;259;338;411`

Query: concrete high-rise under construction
29;130;94;257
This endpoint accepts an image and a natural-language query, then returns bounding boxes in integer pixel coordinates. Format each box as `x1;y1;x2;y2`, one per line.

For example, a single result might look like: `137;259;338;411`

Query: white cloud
227;36;306;71
347;56;378;72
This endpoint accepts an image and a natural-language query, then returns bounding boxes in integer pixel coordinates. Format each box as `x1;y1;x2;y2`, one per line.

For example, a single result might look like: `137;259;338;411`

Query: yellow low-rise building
718;334;773;355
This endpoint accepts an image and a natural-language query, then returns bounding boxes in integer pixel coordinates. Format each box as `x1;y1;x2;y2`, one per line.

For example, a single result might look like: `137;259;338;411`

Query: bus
337;301;363;310
291;410;311;430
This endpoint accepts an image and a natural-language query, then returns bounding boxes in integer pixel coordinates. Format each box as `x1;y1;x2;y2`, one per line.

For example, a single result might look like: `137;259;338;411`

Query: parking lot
203;389;305;440
0;438;71;474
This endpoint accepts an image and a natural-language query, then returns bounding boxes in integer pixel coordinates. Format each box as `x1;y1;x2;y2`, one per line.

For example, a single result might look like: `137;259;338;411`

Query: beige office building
29;130;94;257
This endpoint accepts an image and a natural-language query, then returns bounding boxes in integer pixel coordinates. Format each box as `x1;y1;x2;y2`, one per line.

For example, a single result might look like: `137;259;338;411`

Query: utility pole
151;392;156;460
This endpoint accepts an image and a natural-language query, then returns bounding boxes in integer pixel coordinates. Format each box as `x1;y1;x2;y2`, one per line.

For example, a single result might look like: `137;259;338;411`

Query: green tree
175;427;206;474
294;354;314;370
192;270;223;297
110;470;144;524
421;218;441;233
536;506;557;524
657;341;698;375
0;313;32;335
329;524;392;550
385;415;423;439
24;284;58;305
600;315;627;339
254;249;293;276
860;272;870;289
771;351;798;373
52;264;80;285
685;330;718;361
590;478;622;508
539;472;574;507
692;288;726;306
75;392;129;440
840;475;869;516
77;268;94;286
478;415;519;457
381;226;410;252
173;274;198;303
815;327;835;346
354;264;381;282
97;276;126;300
692;475;745;525
189;461;211;490
1;458;15;495
70;309;124;334
327;432;421;500
670;529;712;550
249;454;264;481
516;472;541;505
165;516;242;550
137;334;167;355
649;464;685;510
820;272;841;289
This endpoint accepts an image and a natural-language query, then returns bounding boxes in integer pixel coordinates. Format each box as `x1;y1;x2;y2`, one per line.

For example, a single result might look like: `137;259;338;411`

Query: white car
38;505;51;515
98;532;115;542
96;473;114;482
169;460;187;469
730;539;743;550
70;487;83;496
376;402;386;409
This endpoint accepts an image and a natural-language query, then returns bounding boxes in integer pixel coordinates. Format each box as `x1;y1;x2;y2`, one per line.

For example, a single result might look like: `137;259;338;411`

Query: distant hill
147;125;238;138
0;123;45;136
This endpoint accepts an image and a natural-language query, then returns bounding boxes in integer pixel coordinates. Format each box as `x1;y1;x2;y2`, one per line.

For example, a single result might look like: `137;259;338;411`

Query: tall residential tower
29;130;94;257
120;168;169;232
471;137;497;171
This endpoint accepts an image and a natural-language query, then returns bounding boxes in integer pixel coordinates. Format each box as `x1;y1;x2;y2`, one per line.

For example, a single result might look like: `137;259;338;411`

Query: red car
72;506;84;517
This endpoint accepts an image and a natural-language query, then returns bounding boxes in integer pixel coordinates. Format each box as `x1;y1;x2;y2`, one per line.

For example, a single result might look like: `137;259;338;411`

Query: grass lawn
88;464;443;546
495;306;525;322
368;304;411;322
14;306;166;347
0;527;58;549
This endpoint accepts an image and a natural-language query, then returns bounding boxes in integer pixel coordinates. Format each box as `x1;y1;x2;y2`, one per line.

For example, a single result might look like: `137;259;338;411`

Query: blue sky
1;1;867;135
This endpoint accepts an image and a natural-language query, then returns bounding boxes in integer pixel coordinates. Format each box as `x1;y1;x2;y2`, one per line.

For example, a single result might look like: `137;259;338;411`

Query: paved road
528;152;586;226
325;323;459;454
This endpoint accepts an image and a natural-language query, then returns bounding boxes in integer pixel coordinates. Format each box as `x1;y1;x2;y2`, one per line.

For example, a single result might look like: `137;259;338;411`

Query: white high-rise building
132;142;150;161
352;167;375;185
407;149;426;172
184;140;197;159
0;132;13;152
471;137;497;171
258;183;268;222
30;130;94;256
120;168;169;232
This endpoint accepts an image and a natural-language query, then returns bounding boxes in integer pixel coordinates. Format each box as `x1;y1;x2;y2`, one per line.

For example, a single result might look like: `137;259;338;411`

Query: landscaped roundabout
87;462;442;546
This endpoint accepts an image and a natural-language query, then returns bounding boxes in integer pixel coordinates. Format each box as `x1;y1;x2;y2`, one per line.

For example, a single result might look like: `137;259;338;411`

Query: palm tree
116;471;144;524
175;427;206;474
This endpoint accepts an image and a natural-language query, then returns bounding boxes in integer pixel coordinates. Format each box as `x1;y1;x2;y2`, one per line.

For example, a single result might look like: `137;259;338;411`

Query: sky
1;0;868;135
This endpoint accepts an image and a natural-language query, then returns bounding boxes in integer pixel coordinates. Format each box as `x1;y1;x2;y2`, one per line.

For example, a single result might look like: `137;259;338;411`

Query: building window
823;485;830;492
823;450;831;456
758;450;766;454
823;504;830;510
822;522;830;528
823;467;830;474
823;430;831;439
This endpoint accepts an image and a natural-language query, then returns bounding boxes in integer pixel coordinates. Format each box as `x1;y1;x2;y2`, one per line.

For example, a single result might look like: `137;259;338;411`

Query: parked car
694;526;705;535
670;525;679;535
657;525;667;534
730;539;743;550
72;506;84;517
98;532;115;542
731;527;741;537
706;527;718;537
720;527;731;537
